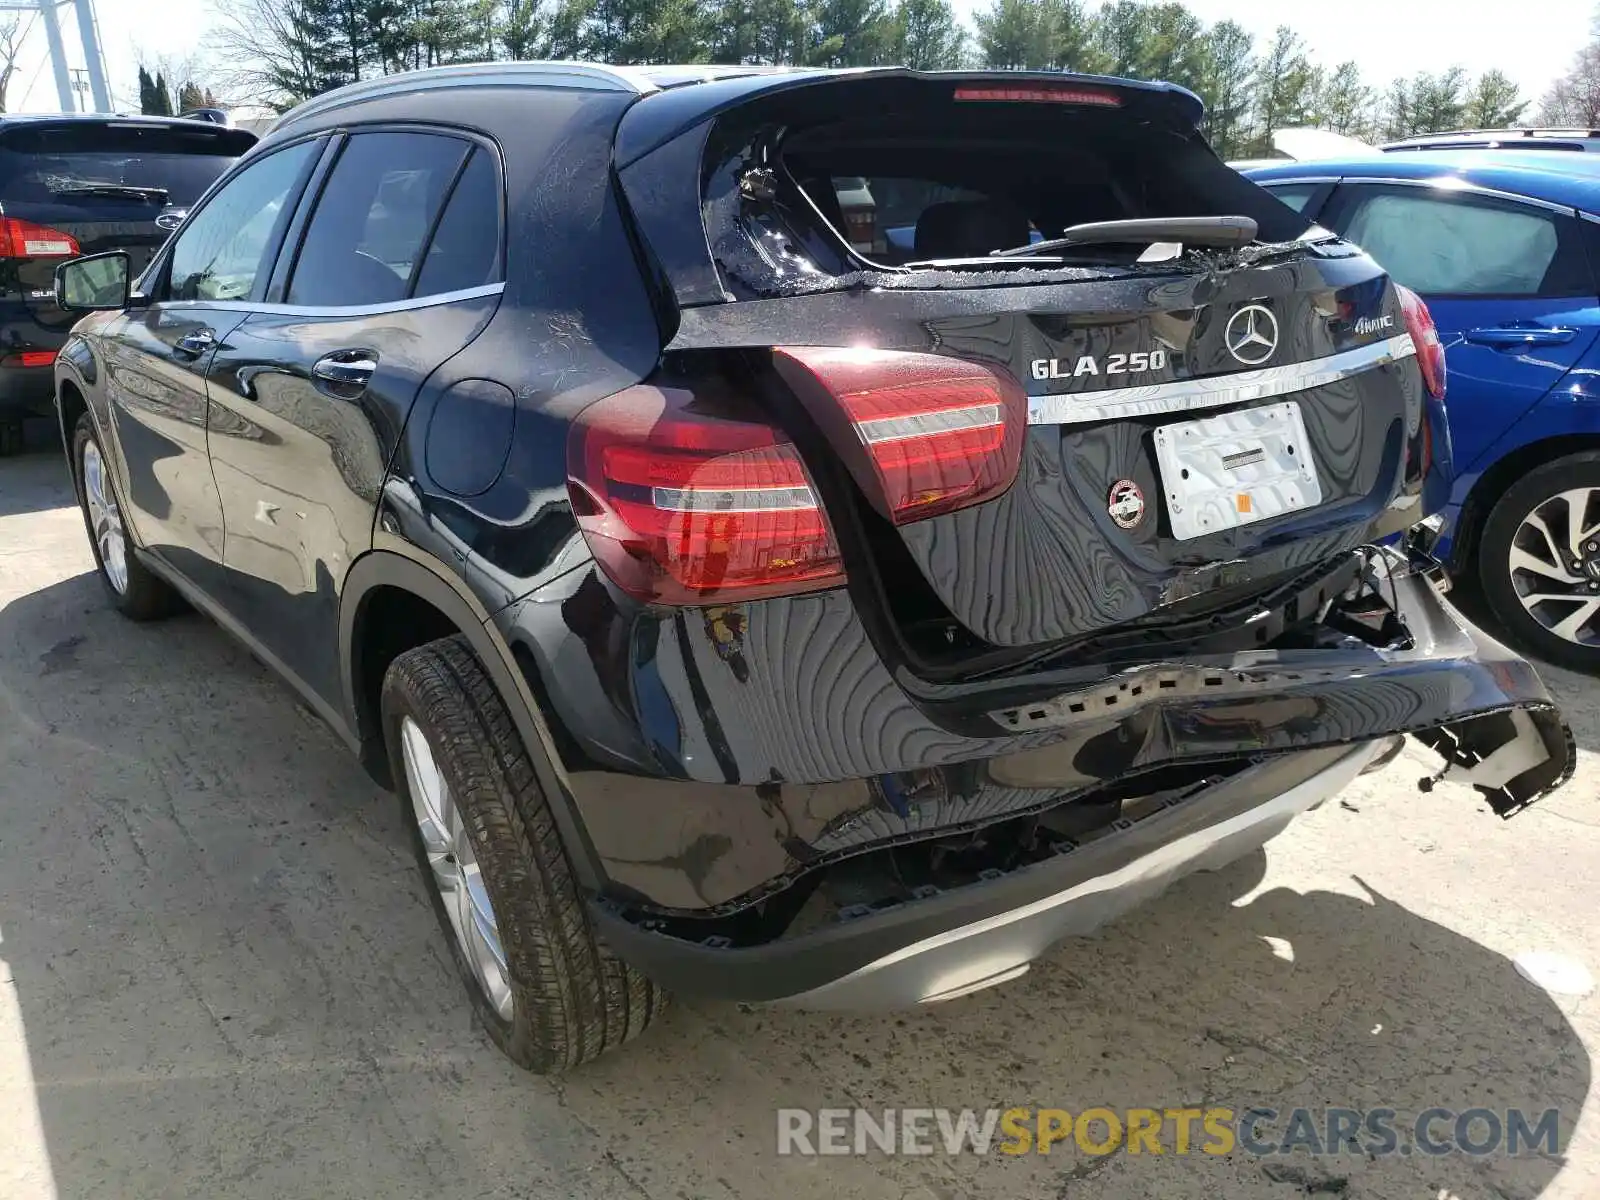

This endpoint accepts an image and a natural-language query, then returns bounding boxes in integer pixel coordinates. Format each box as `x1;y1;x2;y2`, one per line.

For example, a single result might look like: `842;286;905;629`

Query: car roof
1245;150;1600;214
1383;128;1600;151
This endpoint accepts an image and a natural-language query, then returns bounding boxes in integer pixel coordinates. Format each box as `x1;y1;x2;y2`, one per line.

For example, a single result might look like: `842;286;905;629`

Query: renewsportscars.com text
776;1106;1563;1158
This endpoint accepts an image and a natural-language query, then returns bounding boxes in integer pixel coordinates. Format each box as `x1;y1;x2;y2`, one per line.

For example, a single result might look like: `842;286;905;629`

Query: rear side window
287;131;472;307
413;148;502;296
0;123;252;210
1331;186;1592;297
168;140;317;303
1262;184;1318;213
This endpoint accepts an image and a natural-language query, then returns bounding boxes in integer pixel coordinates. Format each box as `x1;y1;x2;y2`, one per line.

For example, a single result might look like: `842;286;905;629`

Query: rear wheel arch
338;548;605;889
1453;433;1600;573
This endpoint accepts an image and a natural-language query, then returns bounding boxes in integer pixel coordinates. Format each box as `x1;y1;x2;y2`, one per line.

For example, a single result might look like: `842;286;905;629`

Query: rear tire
0;418;23;456
71;412;183;620
381;634;665;1072
1477;452;1600;673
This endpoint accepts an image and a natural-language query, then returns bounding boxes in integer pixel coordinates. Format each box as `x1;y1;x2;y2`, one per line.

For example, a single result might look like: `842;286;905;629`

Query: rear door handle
312;349;378;392
1465;326;1578;350
174;329;216;356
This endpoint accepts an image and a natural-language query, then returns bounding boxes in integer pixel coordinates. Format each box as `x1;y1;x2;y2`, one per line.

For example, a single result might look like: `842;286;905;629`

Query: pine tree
892;0;965;69
178;80;206;111
1141;2;1205;92
1382;78;1415;139
137;65;155;114
1411;67;1468;133
151;71;173;115
974;0;1044;70
807;0;895;66
1041;0;1103;72
1316;61;1372;137
1092;0;1152;79
1251;25;1316;151
1464;69;1526;129
1196;19;1253;159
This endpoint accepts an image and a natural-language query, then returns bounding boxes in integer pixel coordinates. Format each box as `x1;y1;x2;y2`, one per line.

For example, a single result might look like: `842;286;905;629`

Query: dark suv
52;64;1572;1072
0;114;255;452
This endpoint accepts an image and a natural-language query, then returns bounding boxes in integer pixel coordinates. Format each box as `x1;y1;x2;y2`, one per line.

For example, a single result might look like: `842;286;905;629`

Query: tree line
211;0;1575;157
138;65;221;115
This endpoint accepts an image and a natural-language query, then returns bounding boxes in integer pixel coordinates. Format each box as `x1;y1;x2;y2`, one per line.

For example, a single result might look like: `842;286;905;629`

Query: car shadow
0;569;1591;1200
0;423;72;520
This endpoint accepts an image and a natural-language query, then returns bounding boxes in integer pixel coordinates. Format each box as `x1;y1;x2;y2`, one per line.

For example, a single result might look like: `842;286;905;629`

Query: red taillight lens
567;384;844;604
1396;284;1446;400
773;347;1026;524
0;217;79;259
953;85;1121;107
1;350;57;368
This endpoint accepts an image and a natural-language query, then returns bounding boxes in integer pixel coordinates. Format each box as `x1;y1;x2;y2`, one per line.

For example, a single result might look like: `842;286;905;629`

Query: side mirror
55;251;131;312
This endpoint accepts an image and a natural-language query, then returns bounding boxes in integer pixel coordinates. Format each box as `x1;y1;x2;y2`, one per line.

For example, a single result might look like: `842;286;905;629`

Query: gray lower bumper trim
782;739;1383;1010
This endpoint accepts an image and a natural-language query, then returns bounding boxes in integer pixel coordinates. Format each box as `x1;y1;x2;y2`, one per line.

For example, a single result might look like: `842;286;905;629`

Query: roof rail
276;61;655;131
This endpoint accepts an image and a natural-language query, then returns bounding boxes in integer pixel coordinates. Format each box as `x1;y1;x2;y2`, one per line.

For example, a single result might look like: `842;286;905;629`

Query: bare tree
208;0;324;112
1542;45;1600;126
0;16;27;114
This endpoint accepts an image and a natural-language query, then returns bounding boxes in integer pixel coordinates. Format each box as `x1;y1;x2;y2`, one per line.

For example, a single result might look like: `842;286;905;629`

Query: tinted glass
0;124;253;208
287;131;469;307
167;140;316;303
1335;187;1588;297
413;148;502;296
1264;184;1317;213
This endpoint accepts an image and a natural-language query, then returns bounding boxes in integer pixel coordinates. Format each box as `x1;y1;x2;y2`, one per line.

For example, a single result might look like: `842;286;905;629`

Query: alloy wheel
400;716;514;1019
1507;486;1600;647
81;438;129;595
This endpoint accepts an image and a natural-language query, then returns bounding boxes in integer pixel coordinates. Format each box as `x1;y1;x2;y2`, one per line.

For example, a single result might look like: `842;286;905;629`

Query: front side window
166;140;317;303
287;131;472;307
1334;187;1586;297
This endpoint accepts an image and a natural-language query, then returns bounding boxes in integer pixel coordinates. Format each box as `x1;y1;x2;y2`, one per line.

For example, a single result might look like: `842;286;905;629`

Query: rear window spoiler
613;69;1204;169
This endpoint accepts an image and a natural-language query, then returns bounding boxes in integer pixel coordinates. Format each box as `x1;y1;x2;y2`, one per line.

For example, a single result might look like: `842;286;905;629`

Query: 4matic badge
1108;479;1145;529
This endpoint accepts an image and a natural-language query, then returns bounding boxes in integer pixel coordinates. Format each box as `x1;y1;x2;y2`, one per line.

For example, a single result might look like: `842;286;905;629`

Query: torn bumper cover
590;554;1572;1006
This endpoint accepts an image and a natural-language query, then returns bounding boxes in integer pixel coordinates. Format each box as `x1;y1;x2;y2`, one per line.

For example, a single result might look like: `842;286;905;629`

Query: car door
205;129;504;708
1318;181;1600;472
96;138;322;593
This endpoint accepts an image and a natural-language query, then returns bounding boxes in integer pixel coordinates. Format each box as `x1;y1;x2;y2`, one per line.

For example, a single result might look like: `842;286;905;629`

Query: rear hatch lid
0;118;255;338
615;72;1437;666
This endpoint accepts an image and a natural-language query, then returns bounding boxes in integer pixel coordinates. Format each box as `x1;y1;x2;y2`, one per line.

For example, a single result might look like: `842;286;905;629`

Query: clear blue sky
8;0;1593;114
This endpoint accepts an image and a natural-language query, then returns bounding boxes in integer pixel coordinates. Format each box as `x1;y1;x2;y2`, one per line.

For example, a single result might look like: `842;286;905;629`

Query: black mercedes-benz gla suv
51;63;1573;1072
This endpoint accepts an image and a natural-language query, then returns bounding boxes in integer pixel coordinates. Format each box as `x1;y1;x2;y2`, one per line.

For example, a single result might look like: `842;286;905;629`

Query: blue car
1248;151;1600;670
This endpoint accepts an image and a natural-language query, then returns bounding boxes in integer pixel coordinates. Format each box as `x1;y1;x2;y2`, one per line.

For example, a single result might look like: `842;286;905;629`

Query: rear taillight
954;85;1121;107
0;217;79;259
773;347;1026;524
1396;284;1445;400
1;350;56;368
567;384;844;604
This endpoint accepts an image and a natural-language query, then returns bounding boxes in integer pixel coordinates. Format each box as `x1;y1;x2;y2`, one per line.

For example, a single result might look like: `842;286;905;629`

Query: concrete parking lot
2;424;1597;1200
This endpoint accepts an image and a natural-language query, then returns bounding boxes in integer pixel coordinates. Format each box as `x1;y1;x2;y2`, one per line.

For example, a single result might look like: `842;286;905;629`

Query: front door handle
174;328;216;356
1465;326;1578;351
312;349;378;393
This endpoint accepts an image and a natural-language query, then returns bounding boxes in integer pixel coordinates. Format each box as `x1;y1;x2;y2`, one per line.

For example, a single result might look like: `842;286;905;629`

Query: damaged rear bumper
568;554;1571;1005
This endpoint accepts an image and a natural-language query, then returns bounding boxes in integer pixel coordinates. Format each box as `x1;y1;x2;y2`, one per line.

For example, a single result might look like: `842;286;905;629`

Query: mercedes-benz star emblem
1224;304;1279;366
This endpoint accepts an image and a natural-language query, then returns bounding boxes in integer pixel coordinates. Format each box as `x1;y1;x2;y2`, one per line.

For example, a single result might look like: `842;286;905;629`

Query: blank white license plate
1152;401;1322;541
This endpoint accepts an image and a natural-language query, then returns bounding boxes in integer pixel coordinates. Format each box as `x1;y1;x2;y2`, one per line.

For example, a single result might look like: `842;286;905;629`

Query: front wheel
1477;452;1600;672
71;412;182;620
381;635;665;1072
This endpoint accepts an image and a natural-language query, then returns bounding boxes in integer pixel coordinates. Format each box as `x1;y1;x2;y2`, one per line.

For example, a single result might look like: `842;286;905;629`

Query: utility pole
0;0;111;113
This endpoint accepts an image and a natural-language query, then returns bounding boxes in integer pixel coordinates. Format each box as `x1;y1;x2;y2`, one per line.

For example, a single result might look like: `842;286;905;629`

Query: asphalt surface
2;423;1597;1200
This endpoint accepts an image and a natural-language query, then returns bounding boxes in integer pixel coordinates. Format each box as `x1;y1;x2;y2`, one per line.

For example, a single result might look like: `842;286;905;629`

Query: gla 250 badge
1031;349;1169;380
